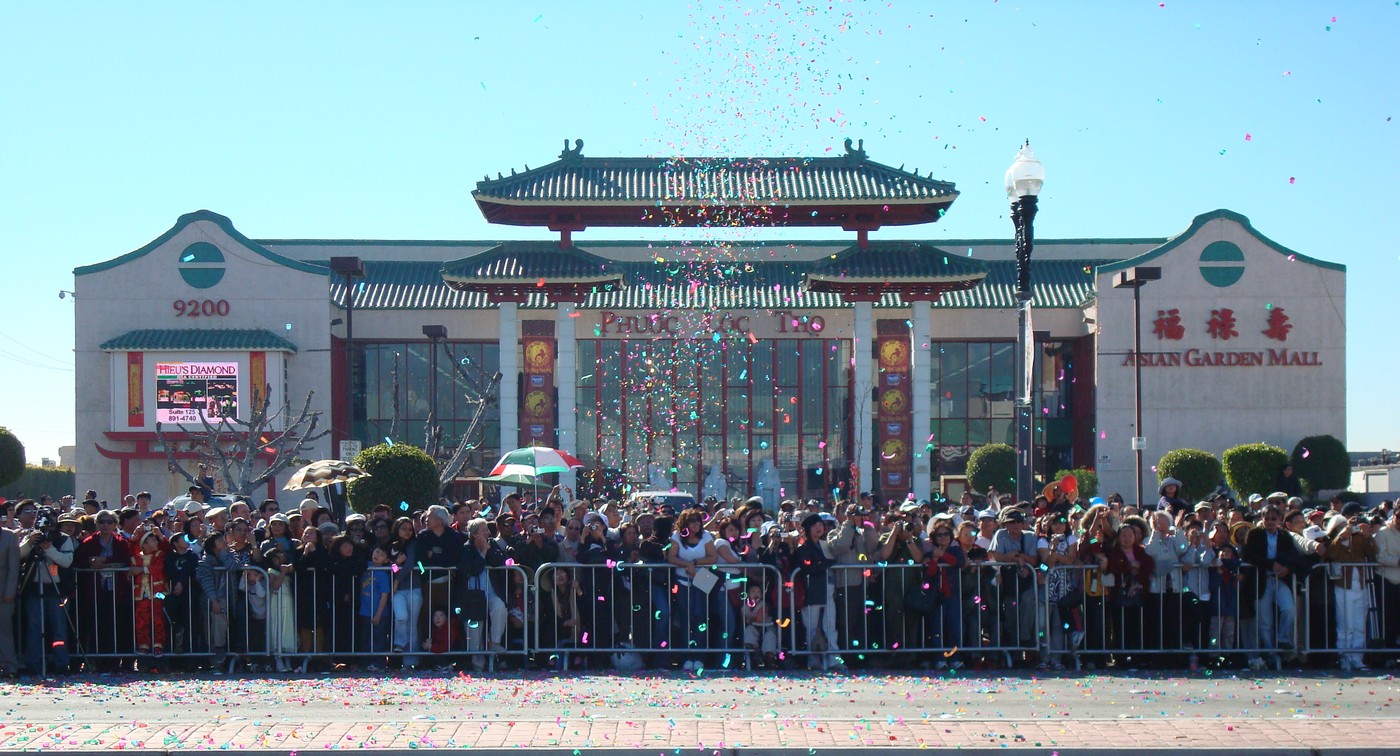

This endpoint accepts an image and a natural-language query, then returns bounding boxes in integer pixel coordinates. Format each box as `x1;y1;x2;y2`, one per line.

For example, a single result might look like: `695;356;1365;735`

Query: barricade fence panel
34;560;1400;674
530;562;785;670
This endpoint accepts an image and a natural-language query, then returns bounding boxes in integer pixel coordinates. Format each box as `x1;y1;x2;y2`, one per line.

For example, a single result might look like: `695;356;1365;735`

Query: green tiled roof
330;257;1097;311
99;329;298;352
441;242;621;286
806;241;989;284
473;141;957;206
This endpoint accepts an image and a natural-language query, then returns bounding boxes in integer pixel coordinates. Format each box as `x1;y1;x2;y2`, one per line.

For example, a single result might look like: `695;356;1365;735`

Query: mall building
72;140;1347;507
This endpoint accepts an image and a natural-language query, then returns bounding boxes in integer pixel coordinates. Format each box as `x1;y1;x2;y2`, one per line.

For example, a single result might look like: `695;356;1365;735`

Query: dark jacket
794;539;833;602
457;539;508;601
1242;525;1317;596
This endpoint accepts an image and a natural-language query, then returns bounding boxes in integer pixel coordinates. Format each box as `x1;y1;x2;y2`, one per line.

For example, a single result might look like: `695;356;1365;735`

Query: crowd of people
0;478;1397;678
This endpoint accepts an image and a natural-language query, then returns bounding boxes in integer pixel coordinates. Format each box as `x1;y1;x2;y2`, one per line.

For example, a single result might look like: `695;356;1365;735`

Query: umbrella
487;446;584;499
284;459;371;490
165;493;232;510
480;472;540;487
489;446;584;478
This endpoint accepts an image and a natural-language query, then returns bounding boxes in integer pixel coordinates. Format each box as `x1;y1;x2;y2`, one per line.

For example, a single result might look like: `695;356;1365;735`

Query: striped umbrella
283;459;372;490
488;446;584;478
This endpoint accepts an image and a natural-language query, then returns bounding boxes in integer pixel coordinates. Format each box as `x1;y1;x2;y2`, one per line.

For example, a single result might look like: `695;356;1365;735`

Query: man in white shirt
1373;505;1400;649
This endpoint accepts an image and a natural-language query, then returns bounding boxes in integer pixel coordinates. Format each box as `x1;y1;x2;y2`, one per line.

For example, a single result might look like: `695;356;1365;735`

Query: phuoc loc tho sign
589;309;833;339
1123;304;1321;367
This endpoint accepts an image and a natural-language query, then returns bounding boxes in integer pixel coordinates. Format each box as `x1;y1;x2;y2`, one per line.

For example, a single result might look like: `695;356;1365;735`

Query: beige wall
75;215;334;506
1094;214;1346;503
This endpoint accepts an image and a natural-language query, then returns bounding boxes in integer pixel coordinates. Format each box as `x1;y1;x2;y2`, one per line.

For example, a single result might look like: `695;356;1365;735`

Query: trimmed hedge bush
1291;434;1350;494
347;443;440;515
1156;448;1222;504
0;427;24;489
966;443;1017;496
1222;442;1289;501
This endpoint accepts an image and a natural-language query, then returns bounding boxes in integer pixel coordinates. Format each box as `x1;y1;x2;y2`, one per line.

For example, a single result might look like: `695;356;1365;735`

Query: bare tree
156;384;330;498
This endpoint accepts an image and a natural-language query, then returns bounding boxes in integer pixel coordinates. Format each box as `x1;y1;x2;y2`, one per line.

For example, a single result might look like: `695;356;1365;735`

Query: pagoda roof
327;257;1096;311
472;139;958;230
442;241;621;284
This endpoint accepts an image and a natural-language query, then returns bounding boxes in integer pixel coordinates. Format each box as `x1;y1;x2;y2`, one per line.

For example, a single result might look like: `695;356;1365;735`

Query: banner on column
875;319;912;495
520;320;556;447
127;351;144;427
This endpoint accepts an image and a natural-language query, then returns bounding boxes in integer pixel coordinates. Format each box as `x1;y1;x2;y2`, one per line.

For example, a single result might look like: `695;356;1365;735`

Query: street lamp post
330;256;365;447
1114;266;1161;508
1006;142;1045;504
422;325;448;434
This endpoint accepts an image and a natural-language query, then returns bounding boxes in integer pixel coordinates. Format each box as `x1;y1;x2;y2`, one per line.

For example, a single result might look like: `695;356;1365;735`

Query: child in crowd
422;608;462;670
1209;542;1241;655
131;531;170;660
358;546;392;668
263;544;299;670
164;533;201;658
742;582;778;668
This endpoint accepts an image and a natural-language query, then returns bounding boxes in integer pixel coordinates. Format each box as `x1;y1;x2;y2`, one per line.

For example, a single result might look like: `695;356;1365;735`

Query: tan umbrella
283;459;371;490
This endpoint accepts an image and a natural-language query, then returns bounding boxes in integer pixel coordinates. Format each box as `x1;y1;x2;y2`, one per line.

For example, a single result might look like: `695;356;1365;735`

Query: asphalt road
2;668;1395;723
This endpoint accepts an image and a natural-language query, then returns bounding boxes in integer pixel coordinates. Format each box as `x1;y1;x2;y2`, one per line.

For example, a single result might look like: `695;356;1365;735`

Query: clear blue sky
1;1;1396;463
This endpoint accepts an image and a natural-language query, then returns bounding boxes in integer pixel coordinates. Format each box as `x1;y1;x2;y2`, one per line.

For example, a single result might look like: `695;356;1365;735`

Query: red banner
520;321;556;447
127;352;144;427
875;319;912;496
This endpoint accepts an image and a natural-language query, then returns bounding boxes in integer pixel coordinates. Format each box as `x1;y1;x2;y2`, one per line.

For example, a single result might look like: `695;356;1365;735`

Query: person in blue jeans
1242;505;1316;670
358;547;392;668
18;515;77;675
668;508;718;671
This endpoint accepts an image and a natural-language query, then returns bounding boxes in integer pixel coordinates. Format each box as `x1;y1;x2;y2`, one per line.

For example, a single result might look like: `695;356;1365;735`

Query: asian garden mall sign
1122;301;1322;368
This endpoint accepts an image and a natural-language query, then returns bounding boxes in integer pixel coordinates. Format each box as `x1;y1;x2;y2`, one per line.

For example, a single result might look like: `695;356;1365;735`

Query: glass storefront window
575;338;850;499
353;341;500;474
927;340;1075;488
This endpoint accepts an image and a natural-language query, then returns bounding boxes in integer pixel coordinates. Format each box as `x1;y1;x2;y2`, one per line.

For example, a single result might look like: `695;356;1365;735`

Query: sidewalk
0;716;1394;753
1;670;1395;753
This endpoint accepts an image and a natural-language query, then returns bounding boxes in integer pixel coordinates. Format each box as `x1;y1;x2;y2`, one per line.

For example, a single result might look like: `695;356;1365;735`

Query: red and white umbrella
487;446;584;479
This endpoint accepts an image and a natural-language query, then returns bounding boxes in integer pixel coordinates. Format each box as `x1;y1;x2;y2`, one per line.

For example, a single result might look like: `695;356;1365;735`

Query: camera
532;527;545;534
34;506;56;530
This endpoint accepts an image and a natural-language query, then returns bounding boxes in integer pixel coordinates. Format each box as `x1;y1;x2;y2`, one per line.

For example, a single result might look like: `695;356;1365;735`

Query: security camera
58;291;66;299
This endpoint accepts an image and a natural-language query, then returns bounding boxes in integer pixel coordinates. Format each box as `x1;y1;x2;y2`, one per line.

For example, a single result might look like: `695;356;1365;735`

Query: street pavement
1;668;1397;754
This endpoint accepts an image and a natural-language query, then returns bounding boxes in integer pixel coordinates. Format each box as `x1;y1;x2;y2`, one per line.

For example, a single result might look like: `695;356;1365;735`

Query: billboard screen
155;361;239;424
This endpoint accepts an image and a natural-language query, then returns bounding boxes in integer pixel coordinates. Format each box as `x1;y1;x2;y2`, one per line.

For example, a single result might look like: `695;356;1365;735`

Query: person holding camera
0;502;20;676
18;506;77;675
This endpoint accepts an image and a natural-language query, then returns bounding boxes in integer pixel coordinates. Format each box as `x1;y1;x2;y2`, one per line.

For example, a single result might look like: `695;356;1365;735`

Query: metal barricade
532;561;784;671
1300;561;1391;668
271;563;527;673
783;562;1042;669
1044;562;1307;670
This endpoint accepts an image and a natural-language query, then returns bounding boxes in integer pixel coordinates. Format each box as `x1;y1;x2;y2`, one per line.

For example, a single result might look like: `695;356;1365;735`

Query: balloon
1059;474;1078;494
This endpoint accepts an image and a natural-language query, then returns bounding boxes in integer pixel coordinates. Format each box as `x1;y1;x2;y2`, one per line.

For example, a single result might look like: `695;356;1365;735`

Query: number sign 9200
173;299;231;317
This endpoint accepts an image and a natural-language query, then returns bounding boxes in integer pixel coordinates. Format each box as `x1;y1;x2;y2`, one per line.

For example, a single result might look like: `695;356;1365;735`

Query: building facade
72;143;1346;506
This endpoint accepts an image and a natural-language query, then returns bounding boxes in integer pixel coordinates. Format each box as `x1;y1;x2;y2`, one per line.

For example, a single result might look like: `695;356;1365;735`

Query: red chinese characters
1207;308;1239;340
1152;309;1185;340
1263;307;1291;341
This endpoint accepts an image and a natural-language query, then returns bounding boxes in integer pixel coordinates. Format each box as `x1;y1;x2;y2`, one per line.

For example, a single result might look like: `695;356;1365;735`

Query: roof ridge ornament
843;137;867;160
560;138;584;160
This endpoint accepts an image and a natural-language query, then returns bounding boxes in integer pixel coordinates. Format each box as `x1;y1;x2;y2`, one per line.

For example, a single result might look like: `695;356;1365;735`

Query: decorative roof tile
328;257;1097;311
100;329;298;352
441;242;622;287
805;241;989;285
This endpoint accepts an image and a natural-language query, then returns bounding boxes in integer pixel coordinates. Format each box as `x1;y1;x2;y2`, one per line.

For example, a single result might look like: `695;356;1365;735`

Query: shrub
0;427;24;489
1222;442;1289;501
1156;448;1222;504
1291;435;1350;494
0;464;74;500
1052;467;1099;499
966;443;1017;496
347;443;440;515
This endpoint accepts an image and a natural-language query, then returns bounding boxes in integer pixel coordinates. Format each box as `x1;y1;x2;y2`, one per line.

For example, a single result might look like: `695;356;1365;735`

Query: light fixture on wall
58;290;76;300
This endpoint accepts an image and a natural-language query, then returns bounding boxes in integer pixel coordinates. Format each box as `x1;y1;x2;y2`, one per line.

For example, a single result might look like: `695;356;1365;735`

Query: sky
0;1;1396;464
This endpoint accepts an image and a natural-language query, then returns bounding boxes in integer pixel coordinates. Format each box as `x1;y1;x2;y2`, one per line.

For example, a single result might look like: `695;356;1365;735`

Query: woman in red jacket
1101;519;1154;661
